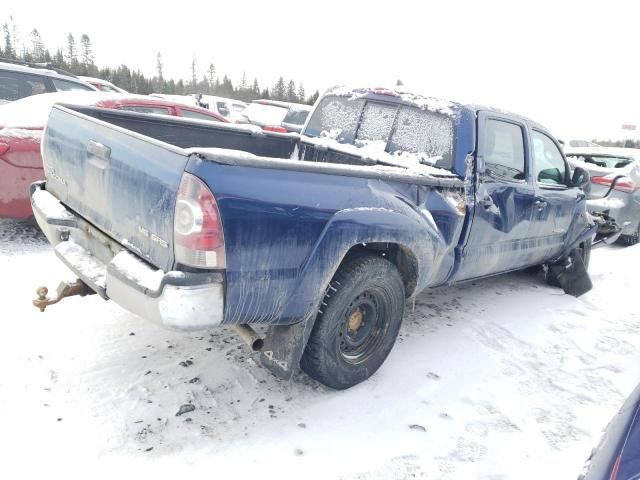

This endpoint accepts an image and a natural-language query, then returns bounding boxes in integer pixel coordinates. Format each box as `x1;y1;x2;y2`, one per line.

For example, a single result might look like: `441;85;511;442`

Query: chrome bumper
31;182;224;330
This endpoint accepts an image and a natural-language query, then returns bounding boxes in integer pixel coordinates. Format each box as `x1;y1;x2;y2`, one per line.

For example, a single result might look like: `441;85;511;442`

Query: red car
0;92;228;219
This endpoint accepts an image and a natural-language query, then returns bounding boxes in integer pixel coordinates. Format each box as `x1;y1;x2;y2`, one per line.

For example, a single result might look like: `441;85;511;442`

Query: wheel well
340;243;418;297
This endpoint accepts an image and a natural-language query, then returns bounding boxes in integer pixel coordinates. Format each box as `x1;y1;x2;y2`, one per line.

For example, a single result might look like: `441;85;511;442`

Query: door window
52;78;95;92
532;131;567;186
0;71;48;101
180;109;220;121
483;119;526;181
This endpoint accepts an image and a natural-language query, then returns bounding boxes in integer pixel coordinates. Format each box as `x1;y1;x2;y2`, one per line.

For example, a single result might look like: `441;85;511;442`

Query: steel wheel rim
337;290;389;364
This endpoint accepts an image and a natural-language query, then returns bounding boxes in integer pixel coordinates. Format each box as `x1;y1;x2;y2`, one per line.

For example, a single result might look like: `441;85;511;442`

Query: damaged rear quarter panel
186;157;466;325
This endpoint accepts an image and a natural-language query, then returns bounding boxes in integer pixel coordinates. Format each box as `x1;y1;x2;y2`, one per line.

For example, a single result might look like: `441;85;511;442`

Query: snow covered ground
0;219;638;480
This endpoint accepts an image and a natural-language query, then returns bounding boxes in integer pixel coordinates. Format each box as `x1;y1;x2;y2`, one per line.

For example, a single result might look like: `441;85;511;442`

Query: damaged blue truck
31;87;602;389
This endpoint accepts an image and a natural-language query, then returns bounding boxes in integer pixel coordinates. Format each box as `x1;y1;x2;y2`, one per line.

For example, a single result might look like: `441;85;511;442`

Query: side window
532;131;567;186
180;109;219;122
51;78;94;92
117;105;172;116
0;71;48;101
216;102;230;117
483;119;526;181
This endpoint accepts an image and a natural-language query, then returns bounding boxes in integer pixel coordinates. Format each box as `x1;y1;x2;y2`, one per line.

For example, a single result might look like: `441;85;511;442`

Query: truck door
527;129;580;262
456;113;538;280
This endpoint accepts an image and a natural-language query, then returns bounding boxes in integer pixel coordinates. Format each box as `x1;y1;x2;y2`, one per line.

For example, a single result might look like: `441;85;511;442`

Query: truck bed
39;104;467;326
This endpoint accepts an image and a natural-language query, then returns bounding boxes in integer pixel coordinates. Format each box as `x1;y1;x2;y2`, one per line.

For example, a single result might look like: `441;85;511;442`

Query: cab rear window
304;95;454;169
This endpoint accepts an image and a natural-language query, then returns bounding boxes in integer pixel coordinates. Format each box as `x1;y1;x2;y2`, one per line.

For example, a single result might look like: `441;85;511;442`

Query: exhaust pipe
233;324;264;351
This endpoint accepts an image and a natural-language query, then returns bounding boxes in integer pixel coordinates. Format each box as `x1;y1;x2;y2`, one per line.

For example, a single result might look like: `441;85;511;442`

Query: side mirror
571;166;590;189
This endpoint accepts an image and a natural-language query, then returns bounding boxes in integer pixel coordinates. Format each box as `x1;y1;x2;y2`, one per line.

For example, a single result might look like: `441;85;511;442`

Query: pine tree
66;33;77;67
307;90;320;105
286;80;296;102
156;52;163;80
207;63;215;89
54;49;64;67
191;55;197;89
252;78;259;95
297;83;305;103
10;17;22;60
30;29;44;62
273;77;286;100
240;72;248;91
2;23;13;58
80;34;93;68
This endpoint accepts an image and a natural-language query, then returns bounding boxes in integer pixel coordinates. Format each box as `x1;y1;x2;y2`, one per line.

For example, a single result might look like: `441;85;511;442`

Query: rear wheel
301;255;405;390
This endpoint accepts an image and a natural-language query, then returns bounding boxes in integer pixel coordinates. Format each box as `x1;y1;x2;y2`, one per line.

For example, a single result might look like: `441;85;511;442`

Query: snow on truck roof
323;85;461;117
323;86;552;131
0;92;153;128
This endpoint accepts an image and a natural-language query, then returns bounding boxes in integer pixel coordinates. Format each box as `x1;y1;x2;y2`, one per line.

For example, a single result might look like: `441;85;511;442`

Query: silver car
565;147;640;245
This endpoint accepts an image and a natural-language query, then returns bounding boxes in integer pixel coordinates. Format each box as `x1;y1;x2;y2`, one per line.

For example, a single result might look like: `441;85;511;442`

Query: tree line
1;17;320;105
593;139;640;148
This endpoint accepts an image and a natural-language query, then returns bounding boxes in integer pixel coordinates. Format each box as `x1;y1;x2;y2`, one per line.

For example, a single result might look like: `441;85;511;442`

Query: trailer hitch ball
32;280;91;312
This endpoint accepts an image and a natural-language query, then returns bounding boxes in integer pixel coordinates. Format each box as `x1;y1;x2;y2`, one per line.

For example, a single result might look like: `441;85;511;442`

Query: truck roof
323;85;551;132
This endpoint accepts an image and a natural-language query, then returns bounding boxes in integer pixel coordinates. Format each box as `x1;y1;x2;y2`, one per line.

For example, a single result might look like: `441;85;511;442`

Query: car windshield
567;154;633;169
304;95;455;169
241;103;288;126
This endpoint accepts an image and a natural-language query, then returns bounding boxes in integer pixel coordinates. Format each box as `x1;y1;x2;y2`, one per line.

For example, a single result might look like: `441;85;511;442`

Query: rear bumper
587;193;638;235
30;182;224;330
0;159;43;219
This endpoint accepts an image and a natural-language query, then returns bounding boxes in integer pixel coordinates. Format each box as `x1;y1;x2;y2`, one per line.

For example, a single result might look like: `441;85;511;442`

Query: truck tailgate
42;105;188;271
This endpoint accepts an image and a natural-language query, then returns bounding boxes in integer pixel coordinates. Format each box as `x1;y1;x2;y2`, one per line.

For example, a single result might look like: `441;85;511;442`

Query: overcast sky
4;0;639;140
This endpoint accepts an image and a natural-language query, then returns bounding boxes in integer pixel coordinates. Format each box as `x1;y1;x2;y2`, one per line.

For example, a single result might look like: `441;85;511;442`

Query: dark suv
0;59;97;104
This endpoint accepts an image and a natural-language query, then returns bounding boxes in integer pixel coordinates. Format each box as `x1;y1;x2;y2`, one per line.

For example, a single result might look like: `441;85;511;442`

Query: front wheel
618;221;640;246
301;255;405;390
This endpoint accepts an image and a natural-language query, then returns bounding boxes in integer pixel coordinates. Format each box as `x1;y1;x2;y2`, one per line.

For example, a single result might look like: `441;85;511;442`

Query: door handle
535;199;548;211
87;140;111;161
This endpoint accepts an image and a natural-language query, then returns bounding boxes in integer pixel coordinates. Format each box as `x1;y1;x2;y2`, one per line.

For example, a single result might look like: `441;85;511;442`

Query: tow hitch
33;280;93;312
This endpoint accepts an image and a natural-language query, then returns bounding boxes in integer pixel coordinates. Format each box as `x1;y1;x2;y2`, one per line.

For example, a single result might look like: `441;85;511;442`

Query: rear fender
279;198;452;324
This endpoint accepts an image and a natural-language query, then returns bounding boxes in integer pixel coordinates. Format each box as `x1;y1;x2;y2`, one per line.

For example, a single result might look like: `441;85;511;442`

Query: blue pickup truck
31;86;597;389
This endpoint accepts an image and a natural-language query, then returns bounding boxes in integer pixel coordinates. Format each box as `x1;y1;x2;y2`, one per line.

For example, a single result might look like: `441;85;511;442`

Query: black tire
618;221;640;246
301;255;405;390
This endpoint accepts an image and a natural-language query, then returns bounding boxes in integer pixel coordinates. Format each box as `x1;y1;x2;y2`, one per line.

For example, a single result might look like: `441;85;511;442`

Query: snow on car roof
254;99;312;111
0;91;148;128
564;146;640;159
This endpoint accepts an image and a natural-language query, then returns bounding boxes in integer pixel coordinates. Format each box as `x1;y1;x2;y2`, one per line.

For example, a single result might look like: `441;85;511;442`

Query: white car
78;76;127;93
197;95;247;121
0;60;97;103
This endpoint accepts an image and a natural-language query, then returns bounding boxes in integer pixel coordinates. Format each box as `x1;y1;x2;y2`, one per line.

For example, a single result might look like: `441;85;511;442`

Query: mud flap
259;316;316;380
547;251;592;297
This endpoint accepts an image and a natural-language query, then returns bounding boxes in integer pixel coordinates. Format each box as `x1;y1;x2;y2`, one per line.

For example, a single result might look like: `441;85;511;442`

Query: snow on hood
324;85;459;117
0;92;146;128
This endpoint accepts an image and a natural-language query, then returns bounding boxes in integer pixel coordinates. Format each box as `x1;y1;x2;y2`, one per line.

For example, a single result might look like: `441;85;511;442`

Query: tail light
609;454;621;480
591;174;638;194
263;125;288;133
174;172;225;269
371;87;400;96
0;142;9;156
